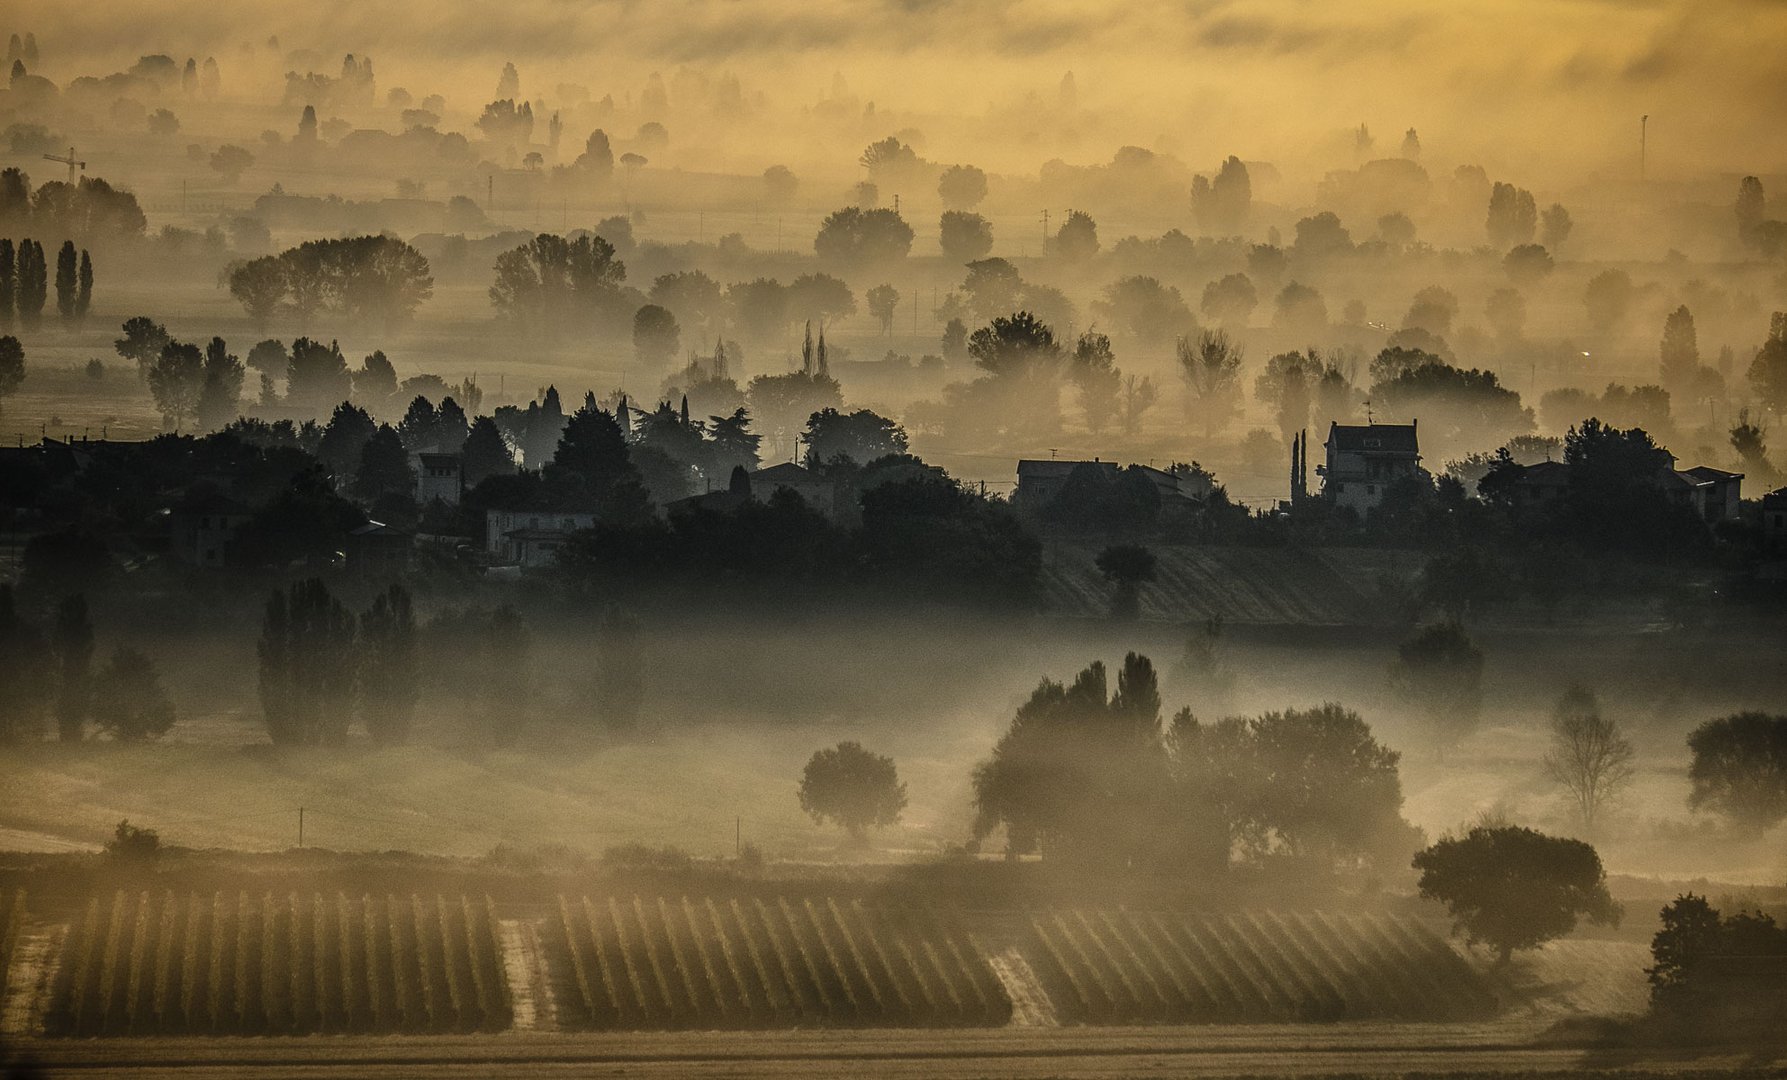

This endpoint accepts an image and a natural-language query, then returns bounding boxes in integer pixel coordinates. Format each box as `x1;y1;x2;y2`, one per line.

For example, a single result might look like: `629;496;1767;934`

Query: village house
748;462;837;517
1318;422;1422;512
484;508;598;568
1763;487;1787;548
168;490;253;567
414;452;463;506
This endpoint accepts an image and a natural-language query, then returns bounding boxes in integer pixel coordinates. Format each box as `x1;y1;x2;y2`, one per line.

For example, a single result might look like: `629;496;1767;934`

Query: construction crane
43;146;85;184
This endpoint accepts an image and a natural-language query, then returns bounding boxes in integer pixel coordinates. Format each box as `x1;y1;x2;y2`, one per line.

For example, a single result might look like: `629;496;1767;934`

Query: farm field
548;894;1009;1029
40;890;511;1036
1024;907;1495;1024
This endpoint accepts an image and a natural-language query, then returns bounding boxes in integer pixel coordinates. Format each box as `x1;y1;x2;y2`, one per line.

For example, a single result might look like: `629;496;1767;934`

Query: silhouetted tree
1686;712;1787;832
1177;329;1243;436
14;239;45;328
1097;276;1194;346
0;584;47;742
1736;176;1766;247
939;210;993;262
1582;269;1633;334
228;256;286;327
937;164;988;210
1545;685;1635;833
462;415;514;486
1200;272;1257;330
802;407;907;467
1190;156;1251;234
114;316;169;379
1069;328;1122;435
973;654;1166;870
1659;305;1699;394
75;249;92;324
53;240;75;323
1053;209;1099;259
1096;544;1157;619
49;594;92;743
286;337;353;415
1392;620;1484;750
866;284;900;335
0;238;13;329
358;584;418;745
195;337;244;430
0;335;22;413
800;740;907;843
354;424;415;502
490;233;627;333
258;578;356;745
1648;894;1787;1018
1746;312;1787;415
632;303;680;367
1486;182;1538;247
813;206;913;266
1414;825;1620;966
90;647;175;741
1540;204;1573;249
147;340;204;429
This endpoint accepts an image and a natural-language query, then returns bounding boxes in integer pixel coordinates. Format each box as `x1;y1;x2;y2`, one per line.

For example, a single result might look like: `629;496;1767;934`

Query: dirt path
1;924;63;1037
497;918;552;1032
987;945;1056;1027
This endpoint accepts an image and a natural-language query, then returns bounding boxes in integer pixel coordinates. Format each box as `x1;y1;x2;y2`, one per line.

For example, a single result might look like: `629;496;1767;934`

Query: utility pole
735;816;741;857
487;174;494;211
297;807;305;849
1640;115;1649;184
1040;209;1050;257
893;193;900;216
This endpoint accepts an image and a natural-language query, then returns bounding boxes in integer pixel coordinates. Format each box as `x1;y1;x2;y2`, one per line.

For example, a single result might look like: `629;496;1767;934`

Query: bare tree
1544;685;1635;832
1176;330;1244;437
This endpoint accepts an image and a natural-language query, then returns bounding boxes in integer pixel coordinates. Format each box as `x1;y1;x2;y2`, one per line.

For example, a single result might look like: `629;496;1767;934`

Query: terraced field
1026;907;1497;1024
1041;544;1396;625
41;891;512;1036
547;895;1011;1029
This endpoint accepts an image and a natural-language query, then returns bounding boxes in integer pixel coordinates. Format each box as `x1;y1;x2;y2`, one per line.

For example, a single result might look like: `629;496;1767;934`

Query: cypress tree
51;595;95;743
76;250;92;324
0;239;14;328
55;240;77;323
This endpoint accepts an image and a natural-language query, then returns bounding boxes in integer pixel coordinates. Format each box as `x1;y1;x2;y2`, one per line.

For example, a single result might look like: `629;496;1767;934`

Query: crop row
550;895;1011;1029
43;891;511;1036
1028;908;1497;1024
0;889;23;1004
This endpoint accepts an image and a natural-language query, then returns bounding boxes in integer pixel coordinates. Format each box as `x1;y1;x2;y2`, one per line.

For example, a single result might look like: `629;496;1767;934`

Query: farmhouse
1318;422;1422;512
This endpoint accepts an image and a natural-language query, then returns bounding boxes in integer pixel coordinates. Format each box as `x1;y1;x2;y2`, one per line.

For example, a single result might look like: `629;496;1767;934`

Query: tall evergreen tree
17;240;47;328
196;337;245;430
358;584;418;745
0;239;14;328
462;415;514;486
76;249;92;324
0;584;48;742
55;240;76;323
258;579;356;745
50;594;94;742
354;424;415;502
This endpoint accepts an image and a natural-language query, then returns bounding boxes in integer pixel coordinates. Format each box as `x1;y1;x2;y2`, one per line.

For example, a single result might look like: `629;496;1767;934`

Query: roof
753;462;824;483
1327;423;1419;455
1516;460;1572;485
1016;459;1120;480
1682;465;1743;483
415;452;462;467
1764;487;1787;507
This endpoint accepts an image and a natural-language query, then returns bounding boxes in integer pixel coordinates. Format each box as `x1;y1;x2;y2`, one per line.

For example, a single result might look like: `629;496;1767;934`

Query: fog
1;0;1786;1066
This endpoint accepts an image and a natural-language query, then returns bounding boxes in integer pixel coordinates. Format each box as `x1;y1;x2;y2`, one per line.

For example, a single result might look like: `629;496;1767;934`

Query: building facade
1319;422;1422;513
